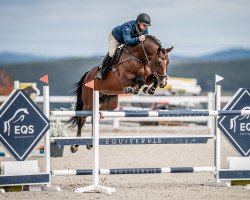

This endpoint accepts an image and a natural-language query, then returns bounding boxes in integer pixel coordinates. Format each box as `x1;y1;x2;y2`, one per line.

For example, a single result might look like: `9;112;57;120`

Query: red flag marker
40;75;49;84
85;80;94;89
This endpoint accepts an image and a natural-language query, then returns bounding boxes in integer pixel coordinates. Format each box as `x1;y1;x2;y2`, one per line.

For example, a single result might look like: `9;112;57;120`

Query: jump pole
51;110;250;118
52;167;216;176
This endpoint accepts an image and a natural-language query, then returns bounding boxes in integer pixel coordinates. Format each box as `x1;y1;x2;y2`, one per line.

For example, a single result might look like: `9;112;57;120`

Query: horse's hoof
148;88;155;95
124;86;133;94
86;145;93;150
134;89;140;94
70;145;79;153
148;91;154;95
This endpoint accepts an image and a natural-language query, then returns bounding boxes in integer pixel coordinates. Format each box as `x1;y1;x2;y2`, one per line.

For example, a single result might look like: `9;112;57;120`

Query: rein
112;43;168;81
113;42;151;68
123;48;141;63
112;47;142;69
141;42;150;67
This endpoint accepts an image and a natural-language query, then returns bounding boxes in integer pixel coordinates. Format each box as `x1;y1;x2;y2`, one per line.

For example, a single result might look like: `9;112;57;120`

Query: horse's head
127;35;173;88
151;46;173;88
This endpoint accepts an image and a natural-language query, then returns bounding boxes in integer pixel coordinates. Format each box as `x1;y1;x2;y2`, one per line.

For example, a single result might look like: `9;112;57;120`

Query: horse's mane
146;35;162;47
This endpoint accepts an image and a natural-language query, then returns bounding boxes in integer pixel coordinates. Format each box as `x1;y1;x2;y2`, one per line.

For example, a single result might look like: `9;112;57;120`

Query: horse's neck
144;39;159;58
126;45;144;61
126;40;158;62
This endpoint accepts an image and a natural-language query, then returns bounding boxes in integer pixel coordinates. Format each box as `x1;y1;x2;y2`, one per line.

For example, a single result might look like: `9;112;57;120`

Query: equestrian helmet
136;13;151;26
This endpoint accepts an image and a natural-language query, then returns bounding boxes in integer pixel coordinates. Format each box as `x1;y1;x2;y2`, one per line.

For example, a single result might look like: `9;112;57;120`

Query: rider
96;13;151;80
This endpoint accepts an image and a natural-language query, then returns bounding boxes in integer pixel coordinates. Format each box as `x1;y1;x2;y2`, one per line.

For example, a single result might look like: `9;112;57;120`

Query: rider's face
138;23;148;31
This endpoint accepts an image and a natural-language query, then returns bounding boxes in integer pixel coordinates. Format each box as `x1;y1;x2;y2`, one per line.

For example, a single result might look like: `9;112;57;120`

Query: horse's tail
67;71;89;128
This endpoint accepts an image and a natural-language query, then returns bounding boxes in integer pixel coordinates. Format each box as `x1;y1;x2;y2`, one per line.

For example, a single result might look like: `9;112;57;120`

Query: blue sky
0;0;249;57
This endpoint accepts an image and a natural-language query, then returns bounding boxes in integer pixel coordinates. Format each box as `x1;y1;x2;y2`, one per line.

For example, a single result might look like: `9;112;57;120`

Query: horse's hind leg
124;76;145;94
86;116;93;150
70;116;86;153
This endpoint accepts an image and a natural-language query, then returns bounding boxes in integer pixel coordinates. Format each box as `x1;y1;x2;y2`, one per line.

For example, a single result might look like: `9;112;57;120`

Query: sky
0;0;249;57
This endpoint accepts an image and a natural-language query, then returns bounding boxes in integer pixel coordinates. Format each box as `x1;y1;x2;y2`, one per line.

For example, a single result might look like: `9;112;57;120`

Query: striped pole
51;135;214;146
51;110;250;118
52;167;216;176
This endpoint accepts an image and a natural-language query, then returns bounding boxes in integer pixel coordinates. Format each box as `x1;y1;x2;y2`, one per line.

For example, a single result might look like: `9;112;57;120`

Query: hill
169;48;250;64
1;48;250;64
168;59;250;93
0;52;54;64
197;49;250;61
0;57;249;96
0;57;102;96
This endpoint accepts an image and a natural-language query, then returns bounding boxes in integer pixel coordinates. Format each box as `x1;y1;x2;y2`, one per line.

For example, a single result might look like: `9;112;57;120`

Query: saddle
99;45;124;71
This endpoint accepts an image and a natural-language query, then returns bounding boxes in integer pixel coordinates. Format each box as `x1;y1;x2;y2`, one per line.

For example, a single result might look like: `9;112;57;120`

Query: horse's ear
165;46;174;53
157;47;161;53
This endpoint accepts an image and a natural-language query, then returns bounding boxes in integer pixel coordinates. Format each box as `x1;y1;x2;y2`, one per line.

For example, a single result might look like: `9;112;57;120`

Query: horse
68;35;173;153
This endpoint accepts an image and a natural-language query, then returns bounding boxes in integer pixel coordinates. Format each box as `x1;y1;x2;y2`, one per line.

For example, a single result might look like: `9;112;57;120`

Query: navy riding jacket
112;20;148;46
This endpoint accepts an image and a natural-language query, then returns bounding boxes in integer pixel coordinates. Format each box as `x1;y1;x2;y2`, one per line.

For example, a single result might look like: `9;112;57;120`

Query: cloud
0;0;249;56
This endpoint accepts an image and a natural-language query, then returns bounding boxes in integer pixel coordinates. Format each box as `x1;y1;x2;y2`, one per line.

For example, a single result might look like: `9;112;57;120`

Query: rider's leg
96;53;111;80
108;33;120;57
96;33;120;80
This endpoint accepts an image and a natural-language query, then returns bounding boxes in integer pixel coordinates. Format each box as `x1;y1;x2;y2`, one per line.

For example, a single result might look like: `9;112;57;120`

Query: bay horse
68;35;173;153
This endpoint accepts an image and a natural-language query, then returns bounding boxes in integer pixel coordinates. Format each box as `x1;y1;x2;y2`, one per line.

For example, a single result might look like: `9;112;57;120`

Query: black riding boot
96;54;112;80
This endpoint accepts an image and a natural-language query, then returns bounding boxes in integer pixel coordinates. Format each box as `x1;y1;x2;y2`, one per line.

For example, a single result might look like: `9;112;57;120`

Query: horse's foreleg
124;76;145;94
133;76;145;94
124;85;139;94
70;116;86;153
144;76;158;95
143;84;157;95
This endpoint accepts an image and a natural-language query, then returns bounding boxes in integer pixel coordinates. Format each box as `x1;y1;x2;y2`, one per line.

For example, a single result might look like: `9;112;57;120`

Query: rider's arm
122;26;140;45
144;29;149;35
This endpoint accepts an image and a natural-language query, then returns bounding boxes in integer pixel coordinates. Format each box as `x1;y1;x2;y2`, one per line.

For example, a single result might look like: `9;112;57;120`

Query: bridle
153;55;168;80
113;42;168;81
141;42;168;81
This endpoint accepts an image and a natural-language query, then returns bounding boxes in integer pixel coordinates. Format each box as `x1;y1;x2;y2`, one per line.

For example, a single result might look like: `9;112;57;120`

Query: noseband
154;58;168;80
